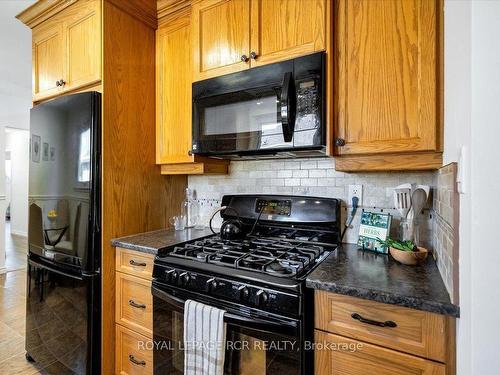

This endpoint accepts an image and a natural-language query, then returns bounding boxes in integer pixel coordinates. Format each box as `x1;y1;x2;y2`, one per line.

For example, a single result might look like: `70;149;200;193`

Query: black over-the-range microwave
191;52;326;159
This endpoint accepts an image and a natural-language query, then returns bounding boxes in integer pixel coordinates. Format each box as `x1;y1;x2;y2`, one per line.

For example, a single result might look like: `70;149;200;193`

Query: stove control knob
256;290;268;306
206;278;218;292
238;285;250;300
166;269;178;283
180;272;191;285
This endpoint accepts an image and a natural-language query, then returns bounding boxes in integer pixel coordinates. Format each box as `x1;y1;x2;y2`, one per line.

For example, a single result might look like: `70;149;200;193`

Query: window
78;128;90;183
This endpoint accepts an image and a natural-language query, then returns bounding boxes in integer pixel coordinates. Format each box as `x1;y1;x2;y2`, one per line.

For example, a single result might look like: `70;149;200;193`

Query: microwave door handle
280;72;296;143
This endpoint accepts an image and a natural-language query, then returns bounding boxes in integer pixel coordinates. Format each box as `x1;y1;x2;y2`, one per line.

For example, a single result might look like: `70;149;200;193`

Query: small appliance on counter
151;194;341;374
191;52;326;159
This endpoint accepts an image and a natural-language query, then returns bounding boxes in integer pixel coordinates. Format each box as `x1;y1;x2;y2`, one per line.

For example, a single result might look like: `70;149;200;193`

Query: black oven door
192;52;325;157
152;283;304;375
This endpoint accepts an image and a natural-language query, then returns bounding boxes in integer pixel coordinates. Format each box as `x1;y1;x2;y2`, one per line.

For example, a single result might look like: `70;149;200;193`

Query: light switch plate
348;184;363;206
457;145;467;194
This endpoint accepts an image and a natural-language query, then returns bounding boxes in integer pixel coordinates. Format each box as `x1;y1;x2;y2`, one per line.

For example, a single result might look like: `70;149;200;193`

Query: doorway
4;127;29;272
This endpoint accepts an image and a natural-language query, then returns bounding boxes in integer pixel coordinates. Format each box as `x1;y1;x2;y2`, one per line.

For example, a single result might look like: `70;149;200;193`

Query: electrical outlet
348;184;363;206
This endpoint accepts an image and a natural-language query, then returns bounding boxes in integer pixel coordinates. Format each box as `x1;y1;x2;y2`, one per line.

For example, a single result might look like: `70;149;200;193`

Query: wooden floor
0;223;42;374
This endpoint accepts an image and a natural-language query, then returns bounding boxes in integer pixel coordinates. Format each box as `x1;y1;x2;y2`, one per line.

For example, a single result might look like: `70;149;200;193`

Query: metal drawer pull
129;300;146;309
128;354;146;366
129;259;147;267
351;312;397;328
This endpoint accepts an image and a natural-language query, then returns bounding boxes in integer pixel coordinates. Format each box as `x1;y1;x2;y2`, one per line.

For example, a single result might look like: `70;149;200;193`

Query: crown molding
16;0;77;28
157;0;190;22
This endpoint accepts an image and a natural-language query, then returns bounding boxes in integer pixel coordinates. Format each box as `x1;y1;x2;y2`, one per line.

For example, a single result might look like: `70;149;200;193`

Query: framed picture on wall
42;142;49;161
32;135;41;163
50;146;55;161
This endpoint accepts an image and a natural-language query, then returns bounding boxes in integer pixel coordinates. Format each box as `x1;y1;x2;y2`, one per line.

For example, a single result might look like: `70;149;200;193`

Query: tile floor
0;222;43;374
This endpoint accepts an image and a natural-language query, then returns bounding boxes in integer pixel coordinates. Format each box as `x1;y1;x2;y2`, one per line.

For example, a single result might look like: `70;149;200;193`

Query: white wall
6;129;29;237
469;1;500;373
0;0;35;273
444;1;500;374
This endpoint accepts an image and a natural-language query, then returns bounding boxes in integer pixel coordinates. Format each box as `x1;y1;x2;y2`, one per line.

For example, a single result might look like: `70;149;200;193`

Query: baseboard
10;229;27;237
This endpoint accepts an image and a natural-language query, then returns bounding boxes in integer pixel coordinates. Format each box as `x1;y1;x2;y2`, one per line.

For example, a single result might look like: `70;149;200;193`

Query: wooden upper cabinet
32;19;65;101
335;0;440;156
192;0;328;80
29;0;101;101
61;0;101;92
156;15;194;164
250;0;326;67
192;0;251;81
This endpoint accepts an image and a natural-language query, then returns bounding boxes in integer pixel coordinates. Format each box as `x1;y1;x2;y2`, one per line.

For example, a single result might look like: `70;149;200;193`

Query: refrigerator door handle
28;259;83;281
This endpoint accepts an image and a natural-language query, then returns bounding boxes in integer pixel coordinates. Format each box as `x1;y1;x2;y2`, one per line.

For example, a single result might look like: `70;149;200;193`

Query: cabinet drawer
315;330;445;375
116;324;153;375
315;291;447;362
116;248;154;280
116;272;153;337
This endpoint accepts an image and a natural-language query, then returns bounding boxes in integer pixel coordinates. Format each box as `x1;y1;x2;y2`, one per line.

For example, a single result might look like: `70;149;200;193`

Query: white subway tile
292;169;308;178
317;159;335;169
277;170;293;178
285;178;301;186
300;160;317;169
316;178;336;186
301;178;317;186
309;169;327;178
284;161;300;169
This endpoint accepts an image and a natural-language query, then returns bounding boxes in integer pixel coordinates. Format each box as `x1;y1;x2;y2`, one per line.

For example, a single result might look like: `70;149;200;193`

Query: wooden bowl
389;246;428;266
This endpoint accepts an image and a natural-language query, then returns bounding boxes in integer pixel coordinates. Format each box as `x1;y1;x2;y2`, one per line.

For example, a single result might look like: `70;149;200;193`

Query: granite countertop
307;243;460;317
111;227;214;255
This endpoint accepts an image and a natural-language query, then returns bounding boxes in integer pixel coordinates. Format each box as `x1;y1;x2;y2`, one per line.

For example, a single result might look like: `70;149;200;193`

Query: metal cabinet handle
56;80;61;87
241;54;249;62
351;312;397;328
129;300;146;309
56;79;66;87
250;51;258;60
335;138;346;147
188;150;193;156
128;354;146;366
129;259;147;267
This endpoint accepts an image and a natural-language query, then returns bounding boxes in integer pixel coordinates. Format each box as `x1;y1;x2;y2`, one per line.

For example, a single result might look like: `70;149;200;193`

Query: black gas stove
152;195;340;374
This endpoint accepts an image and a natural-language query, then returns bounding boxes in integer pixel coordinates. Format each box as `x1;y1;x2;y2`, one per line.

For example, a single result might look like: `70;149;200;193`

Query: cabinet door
62;0;101;92
335;0;439;155
315;330;446;375
192;0;251;81
250;0;326;67
156;16;194;164
32;19;64;101
115;325;153;375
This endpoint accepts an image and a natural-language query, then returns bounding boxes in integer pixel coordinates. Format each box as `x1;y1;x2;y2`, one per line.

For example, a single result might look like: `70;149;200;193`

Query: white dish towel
184;299;227;375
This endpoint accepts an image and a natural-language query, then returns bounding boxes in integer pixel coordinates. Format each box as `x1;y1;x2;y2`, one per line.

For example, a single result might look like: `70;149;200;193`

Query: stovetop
166;235;331;278
153;194;340;304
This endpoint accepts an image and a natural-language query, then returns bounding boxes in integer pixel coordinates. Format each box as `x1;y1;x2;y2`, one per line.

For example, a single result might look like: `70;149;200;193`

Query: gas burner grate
169;235;329;278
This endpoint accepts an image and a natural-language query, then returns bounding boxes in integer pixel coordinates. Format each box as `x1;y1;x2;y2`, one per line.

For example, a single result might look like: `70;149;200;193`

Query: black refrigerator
26;92;101;374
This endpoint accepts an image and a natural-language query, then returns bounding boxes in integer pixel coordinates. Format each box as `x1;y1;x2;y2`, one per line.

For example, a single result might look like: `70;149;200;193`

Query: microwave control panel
255;199;292;216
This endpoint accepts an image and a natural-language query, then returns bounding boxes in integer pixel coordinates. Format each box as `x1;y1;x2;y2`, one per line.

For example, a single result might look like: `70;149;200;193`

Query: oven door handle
152;285;299;336
280;71;296;143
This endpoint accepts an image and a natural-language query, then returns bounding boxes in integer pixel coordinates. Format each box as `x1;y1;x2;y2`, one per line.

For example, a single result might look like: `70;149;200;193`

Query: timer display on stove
255;199;291;216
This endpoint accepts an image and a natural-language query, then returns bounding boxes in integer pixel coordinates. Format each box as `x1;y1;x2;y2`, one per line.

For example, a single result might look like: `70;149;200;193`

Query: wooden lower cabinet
116;248;154;280
315;291;455;375
315;330;445;375
116;324;153;375
315;291;447;362
116;271;153;338
115;249;155;374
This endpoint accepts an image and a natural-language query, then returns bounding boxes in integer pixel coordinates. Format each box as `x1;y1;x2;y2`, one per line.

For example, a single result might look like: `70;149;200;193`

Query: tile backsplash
432;163;460;303
189;157;435;247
